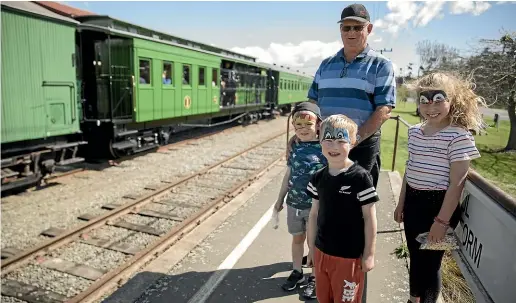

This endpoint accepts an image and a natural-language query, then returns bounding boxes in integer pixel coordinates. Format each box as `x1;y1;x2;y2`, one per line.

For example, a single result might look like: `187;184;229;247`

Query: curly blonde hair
406;71;487;131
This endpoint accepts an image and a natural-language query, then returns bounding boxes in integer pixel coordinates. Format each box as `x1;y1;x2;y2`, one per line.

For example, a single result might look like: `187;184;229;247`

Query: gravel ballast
1;117;291;253
1;119;293;303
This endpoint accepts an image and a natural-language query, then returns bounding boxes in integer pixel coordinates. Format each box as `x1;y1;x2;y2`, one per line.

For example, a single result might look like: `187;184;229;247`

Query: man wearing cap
295;3;396;190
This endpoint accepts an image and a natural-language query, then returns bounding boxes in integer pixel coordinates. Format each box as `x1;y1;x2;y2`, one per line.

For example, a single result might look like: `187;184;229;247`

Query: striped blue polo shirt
307;45;396;127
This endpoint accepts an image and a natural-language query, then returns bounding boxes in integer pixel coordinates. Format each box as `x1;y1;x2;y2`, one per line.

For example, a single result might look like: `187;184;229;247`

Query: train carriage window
139;59;151;84
183;64;191;85
212;68;219;87
163;62;173;85
199;67;206;86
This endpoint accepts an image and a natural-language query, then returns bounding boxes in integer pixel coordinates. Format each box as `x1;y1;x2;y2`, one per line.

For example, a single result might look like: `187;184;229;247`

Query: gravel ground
48;242;130;272
3;264;91;298
1;117;292;252
1;296;28;303
0;120;291;303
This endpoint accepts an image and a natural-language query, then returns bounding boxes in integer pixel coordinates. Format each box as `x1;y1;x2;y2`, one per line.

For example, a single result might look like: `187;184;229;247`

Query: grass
384;101;514;303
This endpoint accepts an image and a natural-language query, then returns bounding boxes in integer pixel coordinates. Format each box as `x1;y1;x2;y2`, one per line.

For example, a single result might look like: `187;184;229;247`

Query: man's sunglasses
340;25;366;32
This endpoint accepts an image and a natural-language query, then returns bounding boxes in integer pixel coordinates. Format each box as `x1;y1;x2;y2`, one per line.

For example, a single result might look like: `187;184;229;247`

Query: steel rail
1;130;288;275
68;149;285;303
43;123;243;184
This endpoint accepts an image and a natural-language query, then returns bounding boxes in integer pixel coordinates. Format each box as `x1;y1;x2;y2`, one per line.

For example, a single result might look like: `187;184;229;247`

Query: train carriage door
40;26;78;135
109;38;134;120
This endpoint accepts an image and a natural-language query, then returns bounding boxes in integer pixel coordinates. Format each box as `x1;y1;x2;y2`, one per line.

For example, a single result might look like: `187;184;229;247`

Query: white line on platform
187;203;275;303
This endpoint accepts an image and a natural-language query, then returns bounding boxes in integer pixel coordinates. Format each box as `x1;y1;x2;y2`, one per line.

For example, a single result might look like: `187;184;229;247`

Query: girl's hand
427;222;447;243
393;204;404;223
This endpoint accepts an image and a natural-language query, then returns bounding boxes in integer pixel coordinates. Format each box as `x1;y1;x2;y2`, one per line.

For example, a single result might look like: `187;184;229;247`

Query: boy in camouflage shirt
274;102;326;297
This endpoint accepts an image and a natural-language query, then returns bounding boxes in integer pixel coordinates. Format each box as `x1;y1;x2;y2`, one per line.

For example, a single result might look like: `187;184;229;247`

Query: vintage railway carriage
1;1;314;192
1;2;86;192
72;15;311;157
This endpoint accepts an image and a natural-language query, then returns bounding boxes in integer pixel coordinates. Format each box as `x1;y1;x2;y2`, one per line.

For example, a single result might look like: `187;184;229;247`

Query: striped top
406;123;481;190
307;45;396;127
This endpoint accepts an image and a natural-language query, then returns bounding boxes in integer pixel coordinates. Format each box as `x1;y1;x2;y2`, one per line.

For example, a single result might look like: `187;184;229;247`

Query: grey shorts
287;205;311;235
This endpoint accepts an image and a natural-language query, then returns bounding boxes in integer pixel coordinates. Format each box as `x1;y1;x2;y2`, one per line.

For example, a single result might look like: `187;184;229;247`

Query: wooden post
392;116;400;172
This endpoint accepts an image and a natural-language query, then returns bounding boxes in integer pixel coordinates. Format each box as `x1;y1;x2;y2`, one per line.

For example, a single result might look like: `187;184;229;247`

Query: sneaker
301;276;316;299
282;269;305;291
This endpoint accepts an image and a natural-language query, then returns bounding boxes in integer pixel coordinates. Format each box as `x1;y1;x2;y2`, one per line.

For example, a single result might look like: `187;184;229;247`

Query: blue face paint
321;125;351;144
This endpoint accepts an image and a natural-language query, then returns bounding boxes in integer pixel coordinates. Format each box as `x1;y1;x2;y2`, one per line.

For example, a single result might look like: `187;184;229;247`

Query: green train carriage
73;14;313;158
1;1;314;192
1;2;86;192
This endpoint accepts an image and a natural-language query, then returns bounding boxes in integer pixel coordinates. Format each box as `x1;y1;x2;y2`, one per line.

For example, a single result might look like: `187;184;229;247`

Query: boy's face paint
320;124;353;165
321;124;352;144
293;112;318;141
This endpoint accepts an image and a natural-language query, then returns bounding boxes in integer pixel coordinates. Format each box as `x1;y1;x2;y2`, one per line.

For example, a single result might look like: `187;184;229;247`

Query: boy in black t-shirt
305;114;379;303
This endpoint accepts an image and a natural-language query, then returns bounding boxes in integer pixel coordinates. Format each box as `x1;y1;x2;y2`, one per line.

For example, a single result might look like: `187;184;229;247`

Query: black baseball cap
338;3;370;23
292;102;322;121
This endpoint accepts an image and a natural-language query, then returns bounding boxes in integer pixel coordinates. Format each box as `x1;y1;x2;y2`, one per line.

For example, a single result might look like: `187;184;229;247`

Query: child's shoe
301;276;316;299
281;269;305;291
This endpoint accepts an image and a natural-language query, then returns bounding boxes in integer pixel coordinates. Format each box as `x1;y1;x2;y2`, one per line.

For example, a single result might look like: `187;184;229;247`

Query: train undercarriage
1;137;87;193
80;103;284;159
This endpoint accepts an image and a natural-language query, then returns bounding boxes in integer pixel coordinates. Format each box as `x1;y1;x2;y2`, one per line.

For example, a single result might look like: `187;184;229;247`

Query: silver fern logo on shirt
339;185;351;194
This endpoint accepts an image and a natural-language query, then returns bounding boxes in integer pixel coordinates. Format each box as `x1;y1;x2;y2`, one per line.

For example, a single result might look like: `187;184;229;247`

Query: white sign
453;180;516;303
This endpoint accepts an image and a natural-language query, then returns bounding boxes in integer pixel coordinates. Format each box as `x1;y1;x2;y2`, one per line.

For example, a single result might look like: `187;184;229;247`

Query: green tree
464;32;516;151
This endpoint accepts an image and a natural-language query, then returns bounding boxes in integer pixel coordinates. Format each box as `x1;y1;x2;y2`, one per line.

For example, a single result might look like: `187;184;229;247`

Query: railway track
1;130;291;303
40;122;246;186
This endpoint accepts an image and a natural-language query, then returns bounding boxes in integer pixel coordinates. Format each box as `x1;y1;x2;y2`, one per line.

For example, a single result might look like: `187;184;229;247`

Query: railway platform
102;161;410;303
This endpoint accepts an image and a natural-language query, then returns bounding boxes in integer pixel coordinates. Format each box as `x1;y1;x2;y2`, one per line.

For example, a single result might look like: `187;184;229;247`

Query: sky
63;0;516;77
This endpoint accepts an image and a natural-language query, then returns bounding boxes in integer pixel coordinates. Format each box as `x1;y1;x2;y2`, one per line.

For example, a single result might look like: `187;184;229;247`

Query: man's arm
356;105;392;145
356;60;396;145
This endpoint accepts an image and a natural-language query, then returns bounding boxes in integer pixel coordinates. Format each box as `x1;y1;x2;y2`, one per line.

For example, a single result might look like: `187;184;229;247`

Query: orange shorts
314;247;365;303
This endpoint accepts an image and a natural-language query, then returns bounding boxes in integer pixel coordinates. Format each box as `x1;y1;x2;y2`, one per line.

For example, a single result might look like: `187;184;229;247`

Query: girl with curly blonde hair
394;72;486;303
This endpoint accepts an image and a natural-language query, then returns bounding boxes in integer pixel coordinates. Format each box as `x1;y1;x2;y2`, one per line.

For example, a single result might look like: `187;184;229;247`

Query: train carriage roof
17;1;312;79
33;1;95;18
75;15;258;63
76;16;311;78
1;1;80;25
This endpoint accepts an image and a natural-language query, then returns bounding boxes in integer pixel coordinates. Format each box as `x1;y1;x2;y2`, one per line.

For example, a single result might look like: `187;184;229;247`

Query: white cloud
450;1;491;15
373;37;383;43
231;40;342;72
413;1;446;27
373;1;419;35
373;0;491;35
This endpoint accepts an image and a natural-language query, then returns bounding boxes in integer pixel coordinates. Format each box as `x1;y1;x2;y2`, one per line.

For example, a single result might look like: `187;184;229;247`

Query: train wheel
108;139;124;159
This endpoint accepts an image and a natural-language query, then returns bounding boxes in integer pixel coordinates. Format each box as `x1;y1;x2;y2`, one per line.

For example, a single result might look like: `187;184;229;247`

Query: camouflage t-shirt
286;140;327;210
